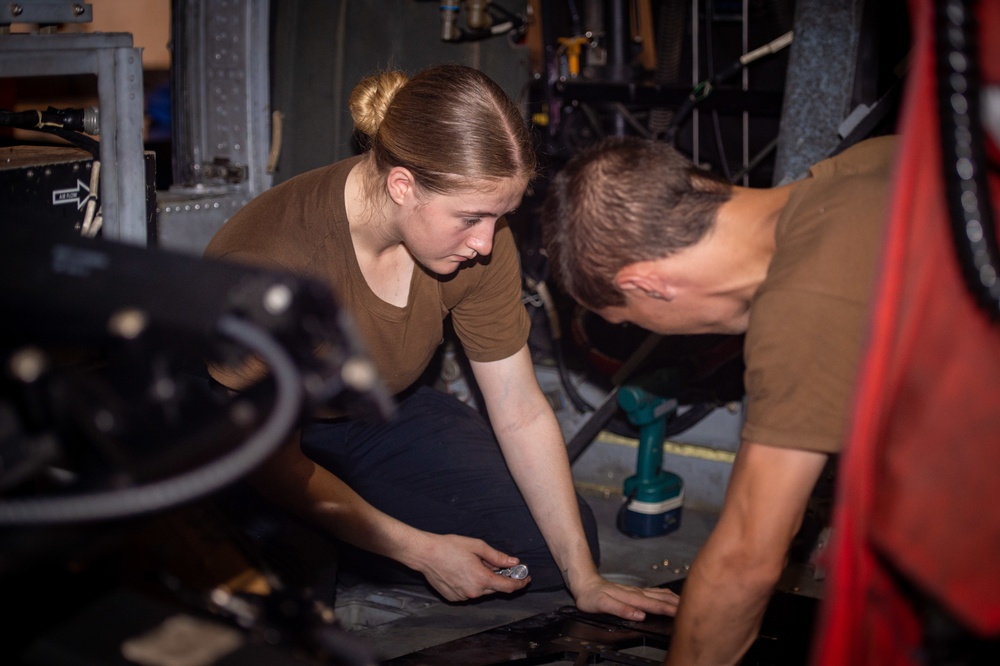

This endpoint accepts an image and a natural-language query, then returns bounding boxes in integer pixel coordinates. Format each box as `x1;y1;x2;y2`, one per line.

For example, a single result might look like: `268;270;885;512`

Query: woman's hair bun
349;70;410;137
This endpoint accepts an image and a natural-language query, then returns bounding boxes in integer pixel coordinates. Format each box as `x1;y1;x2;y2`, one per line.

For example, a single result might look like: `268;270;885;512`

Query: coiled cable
0;315;304;525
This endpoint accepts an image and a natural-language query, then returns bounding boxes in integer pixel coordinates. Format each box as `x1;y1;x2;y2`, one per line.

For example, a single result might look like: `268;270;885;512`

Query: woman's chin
418;257;465;277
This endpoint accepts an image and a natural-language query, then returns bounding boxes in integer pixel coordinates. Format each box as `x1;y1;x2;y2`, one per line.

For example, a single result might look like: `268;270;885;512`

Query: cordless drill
617;385;684;538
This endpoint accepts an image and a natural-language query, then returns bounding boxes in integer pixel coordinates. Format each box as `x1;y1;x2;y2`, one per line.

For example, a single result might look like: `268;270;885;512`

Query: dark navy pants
300;386;600;591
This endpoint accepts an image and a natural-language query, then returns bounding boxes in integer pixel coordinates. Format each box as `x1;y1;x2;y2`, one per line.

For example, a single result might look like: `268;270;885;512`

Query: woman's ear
385;166;416;205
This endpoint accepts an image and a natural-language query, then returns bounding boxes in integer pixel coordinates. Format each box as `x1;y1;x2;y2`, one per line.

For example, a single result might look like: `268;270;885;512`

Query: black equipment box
0;145;157;241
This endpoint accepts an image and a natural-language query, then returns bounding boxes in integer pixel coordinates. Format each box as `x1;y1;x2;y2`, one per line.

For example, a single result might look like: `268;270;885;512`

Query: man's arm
246;431;530;601
471;345;680;621
663;440;828;666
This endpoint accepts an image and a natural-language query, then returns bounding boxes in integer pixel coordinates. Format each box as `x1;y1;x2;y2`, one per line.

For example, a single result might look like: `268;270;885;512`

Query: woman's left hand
572;576;681;622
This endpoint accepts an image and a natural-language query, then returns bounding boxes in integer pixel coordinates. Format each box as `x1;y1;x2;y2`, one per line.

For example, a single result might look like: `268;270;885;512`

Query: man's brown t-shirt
742;136;897;453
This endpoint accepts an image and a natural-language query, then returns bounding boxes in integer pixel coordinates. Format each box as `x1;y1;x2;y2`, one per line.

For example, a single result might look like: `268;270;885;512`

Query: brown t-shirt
203;156;530;395
741;136;897;453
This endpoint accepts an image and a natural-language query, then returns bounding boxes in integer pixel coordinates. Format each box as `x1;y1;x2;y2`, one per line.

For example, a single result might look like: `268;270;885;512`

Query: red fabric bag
812;0;1000;663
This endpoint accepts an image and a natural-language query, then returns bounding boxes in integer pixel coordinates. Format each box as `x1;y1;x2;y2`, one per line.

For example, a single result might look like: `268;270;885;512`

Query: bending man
542;135;897;665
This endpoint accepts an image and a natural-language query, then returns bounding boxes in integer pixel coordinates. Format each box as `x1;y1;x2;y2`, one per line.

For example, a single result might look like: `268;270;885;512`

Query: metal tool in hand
494;564;529;579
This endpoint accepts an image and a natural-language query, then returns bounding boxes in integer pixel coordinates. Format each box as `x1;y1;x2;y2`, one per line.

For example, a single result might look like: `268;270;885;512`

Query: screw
73;3;85;16
10;5;23;18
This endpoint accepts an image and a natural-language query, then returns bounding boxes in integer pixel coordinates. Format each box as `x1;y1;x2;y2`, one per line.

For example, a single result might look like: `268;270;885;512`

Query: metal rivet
263;283;293;315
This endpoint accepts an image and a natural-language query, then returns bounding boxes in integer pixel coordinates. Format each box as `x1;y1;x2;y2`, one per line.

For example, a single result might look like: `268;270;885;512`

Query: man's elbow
700;537;787;599
739;555;785;598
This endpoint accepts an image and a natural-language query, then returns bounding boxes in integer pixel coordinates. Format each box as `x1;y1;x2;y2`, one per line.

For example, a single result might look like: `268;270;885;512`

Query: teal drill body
618;385;684;537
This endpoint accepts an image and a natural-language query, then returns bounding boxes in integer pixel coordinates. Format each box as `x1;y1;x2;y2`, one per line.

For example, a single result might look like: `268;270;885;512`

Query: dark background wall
269;0;534;184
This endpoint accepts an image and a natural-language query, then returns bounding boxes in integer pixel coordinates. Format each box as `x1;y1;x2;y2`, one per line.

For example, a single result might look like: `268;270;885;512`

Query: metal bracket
1;2;93;26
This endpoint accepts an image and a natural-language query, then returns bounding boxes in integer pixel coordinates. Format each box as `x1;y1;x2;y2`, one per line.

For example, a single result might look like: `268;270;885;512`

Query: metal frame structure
158;0;272;255
0;32;149;245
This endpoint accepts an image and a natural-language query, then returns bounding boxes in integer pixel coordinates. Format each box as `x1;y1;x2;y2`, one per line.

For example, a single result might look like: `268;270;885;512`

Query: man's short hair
542;136;732;309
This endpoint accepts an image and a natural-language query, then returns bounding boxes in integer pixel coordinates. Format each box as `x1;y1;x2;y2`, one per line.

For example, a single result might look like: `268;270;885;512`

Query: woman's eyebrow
458;209;500;217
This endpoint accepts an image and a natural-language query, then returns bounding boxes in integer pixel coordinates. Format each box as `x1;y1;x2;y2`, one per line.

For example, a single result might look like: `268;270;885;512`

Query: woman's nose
467;227;494;256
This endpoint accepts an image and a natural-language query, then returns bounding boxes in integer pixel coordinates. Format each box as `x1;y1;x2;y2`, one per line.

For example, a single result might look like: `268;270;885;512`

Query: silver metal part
495;564;529;580
82;105;100;135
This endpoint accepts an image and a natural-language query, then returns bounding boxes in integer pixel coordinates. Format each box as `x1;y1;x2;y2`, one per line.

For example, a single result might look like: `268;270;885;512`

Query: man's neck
715;182;798;301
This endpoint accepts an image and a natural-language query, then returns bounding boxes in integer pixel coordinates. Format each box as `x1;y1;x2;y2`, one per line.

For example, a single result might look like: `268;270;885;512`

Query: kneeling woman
205;63;677;619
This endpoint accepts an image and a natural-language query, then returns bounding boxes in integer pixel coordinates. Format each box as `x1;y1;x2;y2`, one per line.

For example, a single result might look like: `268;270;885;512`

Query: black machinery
0;226;393;665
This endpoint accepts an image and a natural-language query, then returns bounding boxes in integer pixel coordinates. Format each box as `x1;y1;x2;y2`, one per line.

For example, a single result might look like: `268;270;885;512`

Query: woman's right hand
246;437;526;601
409;532;530;601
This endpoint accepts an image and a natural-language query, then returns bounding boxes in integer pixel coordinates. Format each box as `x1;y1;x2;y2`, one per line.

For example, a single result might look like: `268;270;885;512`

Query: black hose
664;59;744;147
0;316;304;525
936;0;1000;320
663;402;717;438
731;137;779;183
606;400;718;440
0;109;100;158
554;342;595;413
36;126;101;159
531;278;595;413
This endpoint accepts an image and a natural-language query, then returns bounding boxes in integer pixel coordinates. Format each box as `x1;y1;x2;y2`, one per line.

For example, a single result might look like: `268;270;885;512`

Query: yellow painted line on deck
593;431;737;464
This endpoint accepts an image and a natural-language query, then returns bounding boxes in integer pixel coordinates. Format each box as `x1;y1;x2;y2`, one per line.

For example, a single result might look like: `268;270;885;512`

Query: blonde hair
349;64;536;198
349;70;409;138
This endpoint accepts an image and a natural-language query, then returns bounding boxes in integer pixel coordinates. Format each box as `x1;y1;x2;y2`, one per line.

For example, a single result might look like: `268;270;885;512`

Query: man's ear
616;266;674;301
385;166;416;205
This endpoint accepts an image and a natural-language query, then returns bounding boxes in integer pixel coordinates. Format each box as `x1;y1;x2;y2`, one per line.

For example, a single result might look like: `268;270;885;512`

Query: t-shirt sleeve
447;222;531;362
741;288;868;453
